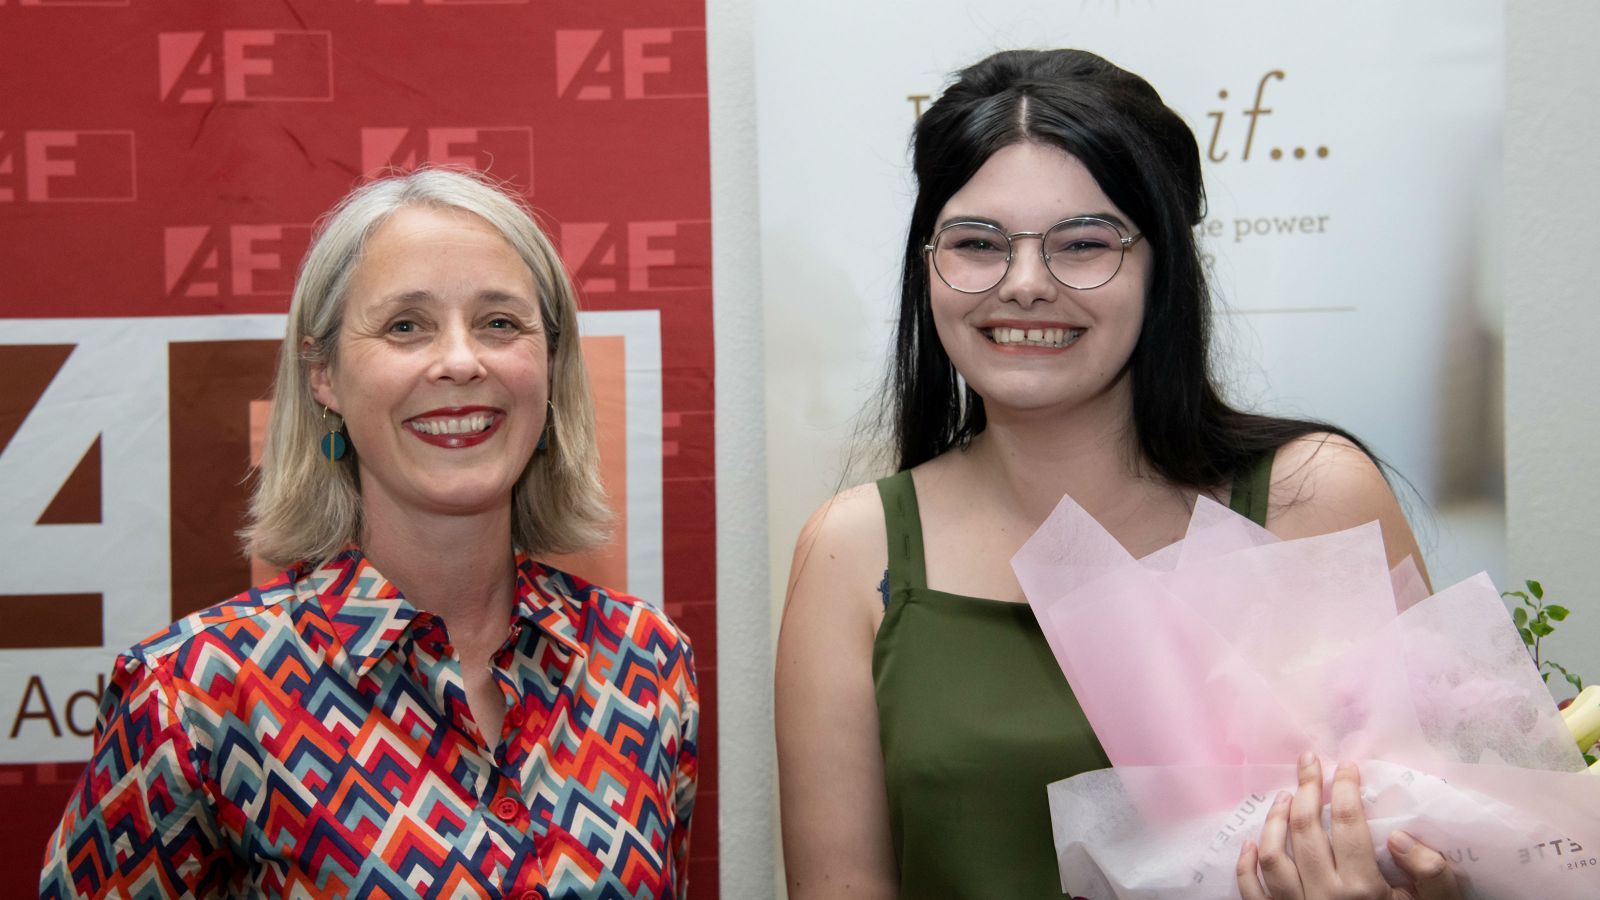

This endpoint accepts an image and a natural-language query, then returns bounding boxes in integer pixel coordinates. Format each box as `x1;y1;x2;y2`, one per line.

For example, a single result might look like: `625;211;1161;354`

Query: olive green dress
873;458;1272;898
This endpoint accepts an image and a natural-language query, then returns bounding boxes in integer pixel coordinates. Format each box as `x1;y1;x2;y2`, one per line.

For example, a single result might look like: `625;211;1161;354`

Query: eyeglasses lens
931;223;1011;293
931;218;1127;292
1043;219;1124;290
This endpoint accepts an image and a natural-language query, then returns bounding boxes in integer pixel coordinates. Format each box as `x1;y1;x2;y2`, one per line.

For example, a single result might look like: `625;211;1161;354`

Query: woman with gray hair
42;169;699;899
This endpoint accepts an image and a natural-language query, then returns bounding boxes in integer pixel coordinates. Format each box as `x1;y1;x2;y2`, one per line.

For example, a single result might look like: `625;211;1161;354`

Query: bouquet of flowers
1011;494;1600;899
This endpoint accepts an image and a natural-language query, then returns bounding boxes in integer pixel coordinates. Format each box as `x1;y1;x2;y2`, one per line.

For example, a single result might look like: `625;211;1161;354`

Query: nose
430;321;488;383
996;236;1055;308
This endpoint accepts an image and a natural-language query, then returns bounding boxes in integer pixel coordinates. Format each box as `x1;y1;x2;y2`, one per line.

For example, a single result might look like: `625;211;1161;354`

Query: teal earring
320;406;348;462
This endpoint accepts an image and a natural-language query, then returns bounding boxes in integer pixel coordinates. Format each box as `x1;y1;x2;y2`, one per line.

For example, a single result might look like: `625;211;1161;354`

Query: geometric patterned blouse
40;549;698;899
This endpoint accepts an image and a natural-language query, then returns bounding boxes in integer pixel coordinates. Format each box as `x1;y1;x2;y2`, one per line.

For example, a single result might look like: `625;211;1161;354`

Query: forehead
363;204;516;259
347;205;537;303
938;142;1124;228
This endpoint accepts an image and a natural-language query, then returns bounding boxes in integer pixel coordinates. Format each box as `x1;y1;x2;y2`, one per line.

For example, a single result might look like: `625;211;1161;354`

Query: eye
483;314;537;336
940;225;1010;256
1046;220;1122;256
388;319;418;334
1061;239;1111;253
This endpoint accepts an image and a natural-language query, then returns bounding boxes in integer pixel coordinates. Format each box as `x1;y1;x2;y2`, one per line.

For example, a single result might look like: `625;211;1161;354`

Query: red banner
0;1;717;894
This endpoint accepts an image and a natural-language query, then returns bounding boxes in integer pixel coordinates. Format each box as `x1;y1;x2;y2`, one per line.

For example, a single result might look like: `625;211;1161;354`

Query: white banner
756;0;1503;584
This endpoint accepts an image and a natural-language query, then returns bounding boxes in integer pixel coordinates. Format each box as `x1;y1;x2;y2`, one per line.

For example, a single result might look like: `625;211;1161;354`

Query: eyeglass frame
922;216;1145;293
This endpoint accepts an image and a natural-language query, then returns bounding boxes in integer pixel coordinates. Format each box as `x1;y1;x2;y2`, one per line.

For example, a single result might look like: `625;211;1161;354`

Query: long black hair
888;49;1369;485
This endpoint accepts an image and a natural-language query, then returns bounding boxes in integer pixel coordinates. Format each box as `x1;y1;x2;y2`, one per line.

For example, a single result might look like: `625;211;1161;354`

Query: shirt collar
512;555;586;658
301;548;587;676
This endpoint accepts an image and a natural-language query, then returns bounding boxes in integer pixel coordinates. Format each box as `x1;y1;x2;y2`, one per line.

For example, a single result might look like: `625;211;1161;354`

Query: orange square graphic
544;335;628;590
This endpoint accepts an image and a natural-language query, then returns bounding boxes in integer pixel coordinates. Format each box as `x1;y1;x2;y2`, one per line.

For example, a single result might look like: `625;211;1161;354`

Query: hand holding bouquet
1012;495;1600;899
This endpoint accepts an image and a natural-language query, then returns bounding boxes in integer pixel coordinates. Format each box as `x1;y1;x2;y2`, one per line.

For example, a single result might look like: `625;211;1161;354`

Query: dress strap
1228;449;1275;527
876;471;928;592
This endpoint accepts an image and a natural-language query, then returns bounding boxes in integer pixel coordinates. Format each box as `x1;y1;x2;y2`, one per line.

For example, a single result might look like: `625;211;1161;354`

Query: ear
303;335;339;414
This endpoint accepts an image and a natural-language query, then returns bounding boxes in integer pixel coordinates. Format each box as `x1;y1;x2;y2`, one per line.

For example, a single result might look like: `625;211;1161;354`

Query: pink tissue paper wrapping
1011;494;1600;899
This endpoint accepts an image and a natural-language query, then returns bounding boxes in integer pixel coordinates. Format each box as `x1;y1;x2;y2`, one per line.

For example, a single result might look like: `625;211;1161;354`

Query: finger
1286;752;1336;885
1327;762;1384;884
1388;831;1462;900
1236;840;1272;900
1255;790;1304;900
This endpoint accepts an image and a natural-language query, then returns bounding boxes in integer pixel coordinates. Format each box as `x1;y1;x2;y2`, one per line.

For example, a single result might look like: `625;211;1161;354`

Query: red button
494;796;523;822
517;892;539;900
508;706;528;728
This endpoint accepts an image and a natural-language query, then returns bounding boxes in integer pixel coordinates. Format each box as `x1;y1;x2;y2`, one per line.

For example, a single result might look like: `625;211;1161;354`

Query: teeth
409;414;493;436
988;327;1083;348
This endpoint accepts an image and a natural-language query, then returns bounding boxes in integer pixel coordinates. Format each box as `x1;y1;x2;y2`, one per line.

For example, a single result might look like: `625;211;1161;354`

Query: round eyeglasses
924;216;1144;293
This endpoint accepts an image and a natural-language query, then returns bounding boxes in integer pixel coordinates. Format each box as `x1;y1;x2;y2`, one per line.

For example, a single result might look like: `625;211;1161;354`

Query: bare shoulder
1266;432;1427;576
783;480;889;622
776;480;899;897
1268;432;1386;504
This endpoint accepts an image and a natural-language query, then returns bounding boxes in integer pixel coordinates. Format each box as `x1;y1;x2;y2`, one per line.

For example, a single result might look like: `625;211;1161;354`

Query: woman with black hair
776;50;1462;900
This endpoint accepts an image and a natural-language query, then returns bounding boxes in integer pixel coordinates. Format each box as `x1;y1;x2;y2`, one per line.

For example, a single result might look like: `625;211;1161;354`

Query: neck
357;495;518;648
959;378;1158;526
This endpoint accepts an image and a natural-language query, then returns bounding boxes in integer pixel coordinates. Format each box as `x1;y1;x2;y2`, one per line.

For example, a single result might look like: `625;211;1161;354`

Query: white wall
1505;0;1600;698
707;1;776;898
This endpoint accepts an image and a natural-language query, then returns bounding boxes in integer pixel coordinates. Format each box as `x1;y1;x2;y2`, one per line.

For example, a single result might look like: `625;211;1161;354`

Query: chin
971;378;1086;408
415;478;520;516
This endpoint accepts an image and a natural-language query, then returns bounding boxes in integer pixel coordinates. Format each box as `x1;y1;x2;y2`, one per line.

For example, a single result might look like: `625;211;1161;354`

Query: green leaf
1503;591;1528;602
1529;580;1544;599
1548;605;1570;621
1519;627;1535;646
1530;621;1556;637
1513;607;1529;627
1568;672;1585;691
1586;753;1598;766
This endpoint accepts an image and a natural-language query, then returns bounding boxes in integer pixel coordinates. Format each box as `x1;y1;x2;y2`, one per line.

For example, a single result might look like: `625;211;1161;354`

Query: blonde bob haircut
243;167;610;568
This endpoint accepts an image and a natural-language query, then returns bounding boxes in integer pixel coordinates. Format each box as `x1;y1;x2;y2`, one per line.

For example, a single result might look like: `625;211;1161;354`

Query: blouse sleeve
669;635;701;899
40;655;228;899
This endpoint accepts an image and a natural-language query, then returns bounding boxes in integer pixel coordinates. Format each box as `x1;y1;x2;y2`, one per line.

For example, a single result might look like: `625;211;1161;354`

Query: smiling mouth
982;326;1084;348
406;413;497;436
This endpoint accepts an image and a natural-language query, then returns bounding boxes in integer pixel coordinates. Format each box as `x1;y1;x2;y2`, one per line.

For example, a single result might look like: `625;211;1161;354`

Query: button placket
501;821;551;900
493;795;524;824
507;703;529;728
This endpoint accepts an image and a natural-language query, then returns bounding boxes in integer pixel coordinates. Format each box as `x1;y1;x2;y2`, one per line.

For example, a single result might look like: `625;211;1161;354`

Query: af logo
560;221;711;293
158;31;334;104
0;320;285;761
0;130;136;203
360;127;534;190
164;225;313;302
555;28;707;100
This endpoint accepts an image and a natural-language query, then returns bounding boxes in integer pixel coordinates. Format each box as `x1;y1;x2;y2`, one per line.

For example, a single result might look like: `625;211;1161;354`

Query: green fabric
1228;449;1274;525
872;460;1272;898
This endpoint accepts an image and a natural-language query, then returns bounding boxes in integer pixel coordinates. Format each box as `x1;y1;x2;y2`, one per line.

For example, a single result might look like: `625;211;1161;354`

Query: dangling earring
536;400;556;453
320;406;348;462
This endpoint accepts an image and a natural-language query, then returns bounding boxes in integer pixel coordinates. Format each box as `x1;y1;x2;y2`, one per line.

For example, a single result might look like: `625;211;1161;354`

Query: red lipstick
404;406;504;449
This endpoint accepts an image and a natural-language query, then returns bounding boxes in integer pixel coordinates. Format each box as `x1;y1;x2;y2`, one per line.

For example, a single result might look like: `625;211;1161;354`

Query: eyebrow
937;212;1135;232
371;289;538;311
